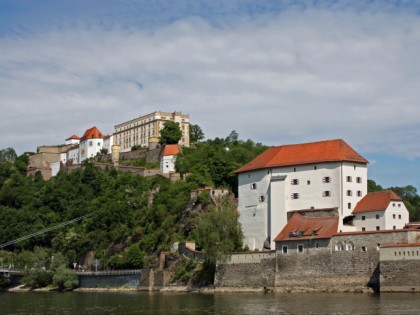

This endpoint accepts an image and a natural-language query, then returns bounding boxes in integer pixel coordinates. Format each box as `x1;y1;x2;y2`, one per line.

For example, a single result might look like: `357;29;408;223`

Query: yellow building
113;111;190;152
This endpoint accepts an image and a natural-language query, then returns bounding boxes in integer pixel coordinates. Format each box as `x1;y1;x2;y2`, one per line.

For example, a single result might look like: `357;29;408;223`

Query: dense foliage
0;158;196;270
176;131;267;193
159;121;182;145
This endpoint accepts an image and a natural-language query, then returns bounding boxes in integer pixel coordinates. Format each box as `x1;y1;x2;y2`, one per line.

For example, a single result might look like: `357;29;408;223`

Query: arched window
335;242;344;251
346;241;355;251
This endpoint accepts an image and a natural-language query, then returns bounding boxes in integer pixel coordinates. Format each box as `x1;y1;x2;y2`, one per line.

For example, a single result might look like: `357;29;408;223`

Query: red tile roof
161;144;181;156
66;134;80;141
352;190;403;214
81;126;104;140
274;213;339;242
235;139;368;173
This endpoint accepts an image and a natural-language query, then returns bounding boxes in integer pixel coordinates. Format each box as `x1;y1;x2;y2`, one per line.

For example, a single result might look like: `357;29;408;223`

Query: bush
52;266;79;291
22;268;53;289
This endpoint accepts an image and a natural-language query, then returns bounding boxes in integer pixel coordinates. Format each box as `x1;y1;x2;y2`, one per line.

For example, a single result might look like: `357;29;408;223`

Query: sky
0;0;419;190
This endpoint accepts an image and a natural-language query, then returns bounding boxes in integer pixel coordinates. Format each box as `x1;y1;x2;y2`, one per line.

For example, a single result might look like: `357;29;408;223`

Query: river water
0;291;419;314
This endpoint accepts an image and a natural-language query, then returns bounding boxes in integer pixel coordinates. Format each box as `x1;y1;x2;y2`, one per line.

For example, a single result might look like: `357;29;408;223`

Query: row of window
394;250;419;257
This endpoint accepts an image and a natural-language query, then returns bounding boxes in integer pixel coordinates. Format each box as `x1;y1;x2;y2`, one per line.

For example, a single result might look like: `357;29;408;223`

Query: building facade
236;139;369;250
113;111;190;152
79;126;112;163
352;190;409;231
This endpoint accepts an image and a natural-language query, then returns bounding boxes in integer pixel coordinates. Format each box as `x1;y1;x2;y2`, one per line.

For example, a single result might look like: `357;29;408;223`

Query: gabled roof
161;144;181;156
66;134;80;141
352;190;403;214
81;126;104;140
235;139;368;173
274;213;339;242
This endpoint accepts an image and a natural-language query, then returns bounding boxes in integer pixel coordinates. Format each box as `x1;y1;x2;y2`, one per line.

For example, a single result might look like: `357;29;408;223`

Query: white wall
80;138;104;162
237;161;368;250
67;147;79;164
160;155;176;174
353;200;409;231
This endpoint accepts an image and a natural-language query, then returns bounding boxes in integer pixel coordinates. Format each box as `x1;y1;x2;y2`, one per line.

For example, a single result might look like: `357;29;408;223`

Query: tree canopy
159;121;182;145
189;124;205;143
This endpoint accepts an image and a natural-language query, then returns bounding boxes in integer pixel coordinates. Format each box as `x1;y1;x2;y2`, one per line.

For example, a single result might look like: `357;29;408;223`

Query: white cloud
0;6;419;164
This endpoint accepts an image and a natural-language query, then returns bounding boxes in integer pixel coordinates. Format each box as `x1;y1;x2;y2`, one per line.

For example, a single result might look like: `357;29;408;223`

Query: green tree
0;148;17;162
159;121;182;145
124;244;145;269
52;266;79;291
192;198;243;265
189;124;205;143
368;179;383;192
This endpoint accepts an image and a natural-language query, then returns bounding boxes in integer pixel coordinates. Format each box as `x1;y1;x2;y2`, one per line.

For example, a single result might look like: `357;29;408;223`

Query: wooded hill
0;133;419;287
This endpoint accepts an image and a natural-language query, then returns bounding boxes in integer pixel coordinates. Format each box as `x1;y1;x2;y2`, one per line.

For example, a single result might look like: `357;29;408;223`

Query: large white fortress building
113;111;190;152
235;139;370;250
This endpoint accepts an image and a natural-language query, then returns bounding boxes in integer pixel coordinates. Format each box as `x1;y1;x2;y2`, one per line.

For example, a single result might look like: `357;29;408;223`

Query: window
346;241;355;251
376;226;380;231
362;227;366;231
398;204;401;207
297;244;304;253
322;177;331;183
323;191;331;197
347;190;352;196
346;176;352;182
307;180;311;185
291;193;300;200
376;214;380;219
293;168;296;172
315;242;319;248
259;195;265;202
89;141;93;147
97;142;101;146
282;246;288;254
393;214;396;219
357;191;362;197
335;242;344;251
314;166;317;170
356;177;362;183
392;203;395;207
361;246;367;252
393;226;396;230
291;179;299;185
362;216;366;220
398;214;402;219
348;203;351;209
251;183;257;190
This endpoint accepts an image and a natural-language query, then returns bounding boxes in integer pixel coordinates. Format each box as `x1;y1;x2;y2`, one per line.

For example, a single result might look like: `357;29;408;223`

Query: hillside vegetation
0;134;419;288
0;133;264;279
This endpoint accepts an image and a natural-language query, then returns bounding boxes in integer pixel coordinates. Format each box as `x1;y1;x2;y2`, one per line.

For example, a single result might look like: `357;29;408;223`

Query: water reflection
0;291;419;315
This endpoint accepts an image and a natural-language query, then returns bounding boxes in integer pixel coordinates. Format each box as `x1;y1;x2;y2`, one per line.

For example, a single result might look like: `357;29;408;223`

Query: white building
113;111;190;152
66;145;80;165
65;135;81;145
236;139;369;250
79;126;111;163
352;190;409;231
160;144;181;174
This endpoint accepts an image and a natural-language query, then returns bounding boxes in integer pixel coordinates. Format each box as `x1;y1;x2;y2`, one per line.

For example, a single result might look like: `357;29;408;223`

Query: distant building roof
81;126;104;140
352;190;404;214
66;134;80;141
161;144;181;156
274;213;339;242
235;139;368;174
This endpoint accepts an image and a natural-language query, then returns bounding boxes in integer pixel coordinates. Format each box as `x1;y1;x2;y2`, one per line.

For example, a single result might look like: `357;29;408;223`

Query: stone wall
380;244;420;292
78;273;141;288
214;258;276;288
